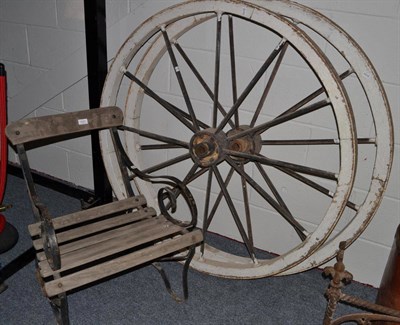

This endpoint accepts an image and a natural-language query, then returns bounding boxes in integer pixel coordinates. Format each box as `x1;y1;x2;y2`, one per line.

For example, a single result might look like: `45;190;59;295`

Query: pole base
0;221;19;254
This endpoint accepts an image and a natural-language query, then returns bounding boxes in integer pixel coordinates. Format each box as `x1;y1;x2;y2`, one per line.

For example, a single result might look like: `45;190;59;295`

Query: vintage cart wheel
100;0;358;278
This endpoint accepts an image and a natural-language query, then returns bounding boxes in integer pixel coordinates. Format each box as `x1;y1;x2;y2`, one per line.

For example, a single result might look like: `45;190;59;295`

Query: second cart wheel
251;0;393;275
100;0;357;278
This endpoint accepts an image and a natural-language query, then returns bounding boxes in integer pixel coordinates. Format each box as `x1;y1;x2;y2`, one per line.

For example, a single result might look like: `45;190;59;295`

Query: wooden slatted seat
5;106;203;325
26;195;202;297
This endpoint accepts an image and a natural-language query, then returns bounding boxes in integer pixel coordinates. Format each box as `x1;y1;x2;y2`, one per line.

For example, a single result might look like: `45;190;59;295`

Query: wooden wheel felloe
100;0;391;278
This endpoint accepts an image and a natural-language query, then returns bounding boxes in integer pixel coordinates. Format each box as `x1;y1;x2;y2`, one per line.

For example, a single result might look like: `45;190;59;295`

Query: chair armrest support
111;127;198;228
36;202;61;271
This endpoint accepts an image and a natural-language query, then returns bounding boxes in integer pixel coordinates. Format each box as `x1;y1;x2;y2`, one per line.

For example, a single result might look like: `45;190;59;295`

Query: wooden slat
32;207;156;250
28;195;147;236
39;218;186;277
35;214;164;261
44;230;203;297
6;106;123;145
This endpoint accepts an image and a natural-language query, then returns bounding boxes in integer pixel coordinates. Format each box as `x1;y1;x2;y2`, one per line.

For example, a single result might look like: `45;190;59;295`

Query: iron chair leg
49;293;70;325
153;246;196;303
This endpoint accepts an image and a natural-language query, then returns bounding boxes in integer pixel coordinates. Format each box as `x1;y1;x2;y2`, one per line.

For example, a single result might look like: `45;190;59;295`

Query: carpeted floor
0;174;377;324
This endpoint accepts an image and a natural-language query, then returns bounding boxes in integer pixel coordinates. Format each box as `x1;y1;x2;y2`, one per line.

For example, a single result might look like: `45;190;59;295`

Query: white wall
0;0;91;187
0;0;399;287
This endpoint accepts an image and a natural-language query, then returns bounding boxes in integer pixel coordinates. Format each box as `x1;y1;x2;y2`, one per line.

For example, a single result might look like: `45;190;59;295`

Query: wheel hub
190;128;227;167
190;126;262;167
227;126;262;162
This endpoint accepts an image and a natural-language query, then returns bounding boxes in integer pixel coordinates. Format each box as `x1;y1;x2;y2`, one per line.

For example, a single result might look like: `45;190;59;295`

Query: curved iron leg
49;293;69;325
153;246;196;303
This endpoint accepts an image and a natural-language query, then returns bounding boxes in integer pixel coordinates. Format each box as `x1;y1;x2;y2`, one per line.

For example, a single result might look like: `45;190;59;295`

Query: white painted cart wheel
100;0;358;278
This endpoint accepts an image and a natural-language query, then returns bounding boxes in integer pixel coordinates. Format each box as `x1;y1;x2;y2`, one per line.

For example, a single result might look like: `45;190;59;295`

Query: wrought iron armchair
6;106;203;324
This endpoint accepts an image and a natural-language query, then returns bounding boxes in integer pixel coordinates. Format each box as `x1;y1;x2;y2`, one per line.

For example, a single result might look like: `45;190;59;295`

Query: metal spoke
161;26;199;131
255;162;308;240
164;163;200;211
262;138;375;146
161;165;208;213
277;166;358;211
250;42;289;127
119;125;189;149
216;38;287;133
201;170;214;255
182;162;200;185
173;42;235;129
228;15;239;126
228;98;331;141
212;165;257;261
239;164;255;247
186;166;209;185
212;14;222;128
140;144;183;150
124;70;208;131
204;167;235;231
225;156;308;239
225;150;338;180
276;68;353;118
141;153;191;175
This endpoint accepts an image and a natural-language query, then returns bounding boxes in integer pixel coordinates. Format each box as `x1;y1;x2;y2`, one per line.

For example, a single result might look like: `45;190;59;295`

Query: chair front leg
153;246;196;303
49;293;70;325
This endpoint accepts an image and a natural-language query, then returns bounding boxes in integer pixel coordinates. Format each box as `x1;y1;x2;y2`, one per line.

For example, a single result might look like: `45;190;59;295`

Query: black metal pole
83;0;112;205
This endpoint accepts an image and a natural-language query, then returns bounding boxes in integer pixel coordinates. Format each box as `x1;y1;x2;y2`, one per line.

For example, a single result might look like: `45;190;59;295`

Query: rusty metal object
331;314;400;325
190;129;227;167
323;242;400;325
227;125;262;163
375;225;400;325
323;242;353;325
189;126;261;167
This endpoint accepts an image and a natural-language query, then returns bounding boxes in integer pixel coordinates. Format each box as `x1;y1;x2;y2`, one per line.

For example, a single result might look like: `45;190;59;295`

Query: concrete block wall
0;0;399;287
0;0;91;188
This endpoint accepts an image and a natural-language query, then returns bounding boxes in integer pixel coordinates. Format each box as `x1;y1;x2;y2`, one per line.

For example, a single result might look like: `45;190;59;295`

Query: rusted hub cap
190;128;227;167
190;126;262;167
227;125;262;162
